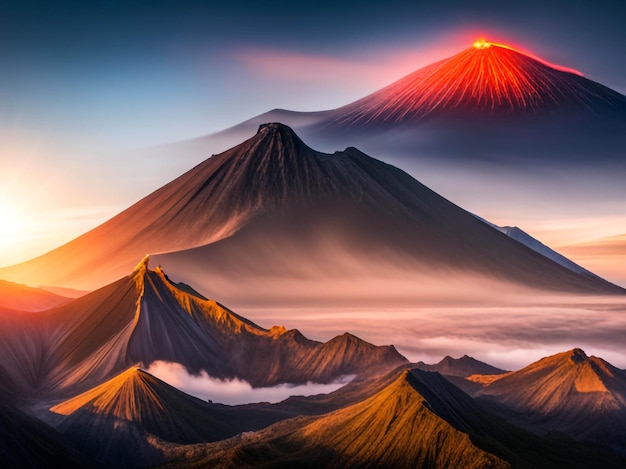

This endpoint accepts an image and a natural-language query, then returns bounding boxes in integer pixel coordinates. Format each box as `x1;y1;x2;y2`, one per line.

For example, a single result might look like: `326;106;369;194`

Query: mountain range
1;260;625;466
157;367;623;468
0;256;405;398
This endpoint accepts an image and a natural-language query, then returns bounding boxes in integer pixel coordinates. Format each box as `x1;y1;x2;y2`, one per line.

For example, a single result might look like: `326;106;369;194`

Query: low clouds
147;361;354;405
238;296;626;371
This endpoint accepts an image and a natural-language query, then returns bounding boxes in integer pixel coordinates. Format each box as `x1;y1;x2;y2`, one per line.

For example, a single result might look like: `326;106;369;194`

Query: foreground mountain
0;279;70;312
1;124;621;304
0;257;405;397
160;369;622;469
49;367;292;466
469;349;626;454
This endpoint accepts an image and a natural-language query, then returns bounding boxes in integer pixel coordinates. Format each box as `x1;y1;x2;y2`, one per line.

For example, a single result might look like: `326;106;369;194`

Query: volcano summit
321;40;626;128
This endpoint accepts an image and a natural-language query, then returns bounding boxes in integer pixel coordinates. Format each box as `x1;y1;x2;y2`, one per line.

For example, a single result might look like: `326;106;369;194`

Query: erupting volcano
322;39;626;127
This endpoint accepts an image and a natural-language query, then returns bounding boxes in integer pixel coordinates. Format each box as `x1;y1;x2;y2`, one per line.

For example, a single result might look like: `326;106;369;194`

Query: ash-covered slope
1;124;621;300
470;349;626;453
162;369;621;469
320;42;626;129
0;279;70;312
0;257;405;397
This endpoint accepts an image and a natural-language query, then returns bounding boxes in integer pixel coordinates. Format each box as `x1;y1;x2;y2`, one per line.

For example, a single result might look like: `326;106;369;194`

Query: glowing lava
473;39;491;50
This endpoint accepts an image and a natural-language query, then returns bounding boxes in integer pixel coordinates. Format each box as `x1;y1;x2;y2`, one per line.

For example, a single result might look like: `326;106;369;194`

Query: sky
1;0;626;270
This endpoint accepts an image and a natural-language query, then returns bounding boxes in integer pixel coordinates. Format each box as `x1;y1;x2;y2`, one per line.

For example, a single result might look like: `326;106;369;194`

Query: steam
147;361;355;405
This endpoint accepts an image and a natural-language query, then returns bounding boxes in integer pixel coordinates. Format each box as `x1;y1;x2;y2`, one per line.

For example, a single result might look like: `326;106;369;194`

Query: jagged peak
269;325;287;336
132;254;152;295
569;348;589;363
127;256;270;337
133;254;151;274
252;122;311;149
257;122;297;134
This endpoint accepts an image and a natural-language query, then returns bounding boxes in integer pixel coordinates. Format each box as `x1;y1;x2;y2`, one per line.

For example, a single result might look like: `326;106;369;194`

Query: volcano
320;41;626;129
0;124;622;305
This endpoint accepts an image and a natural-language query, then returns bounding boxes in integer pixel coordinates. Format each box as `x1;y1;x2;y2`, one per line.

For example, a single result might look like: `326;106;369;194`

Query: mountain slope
48;367;294;466
151;125;623;302
50;367;232;443
162;369;622;468
0;257;406;396
163;370;508;469
0;124;621;302
470;349;626;453
474;217;598;277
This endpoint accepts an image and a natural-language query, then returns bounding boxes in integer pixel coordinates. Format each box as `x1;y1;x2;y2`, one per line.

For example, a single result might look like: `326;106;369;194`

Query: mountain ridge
160;368;624;468
0;258;406;397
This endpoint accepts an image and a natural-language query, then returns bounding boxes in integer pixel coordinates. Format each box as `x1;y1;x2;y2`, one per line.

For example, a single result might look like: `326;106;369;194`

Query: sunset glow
0;200;29;247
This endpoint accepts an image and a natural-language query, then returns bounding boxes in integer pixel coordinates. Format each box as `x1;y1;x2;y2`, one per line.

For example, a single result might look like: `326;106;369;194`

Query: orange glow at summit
471;38;584;76
473;39;491;49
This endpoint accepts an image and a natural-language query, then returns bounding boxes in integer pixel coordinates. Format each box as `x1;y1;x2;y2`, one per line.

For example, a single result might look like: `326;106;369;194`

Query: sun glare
473;39;491;49
0;199;29;246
